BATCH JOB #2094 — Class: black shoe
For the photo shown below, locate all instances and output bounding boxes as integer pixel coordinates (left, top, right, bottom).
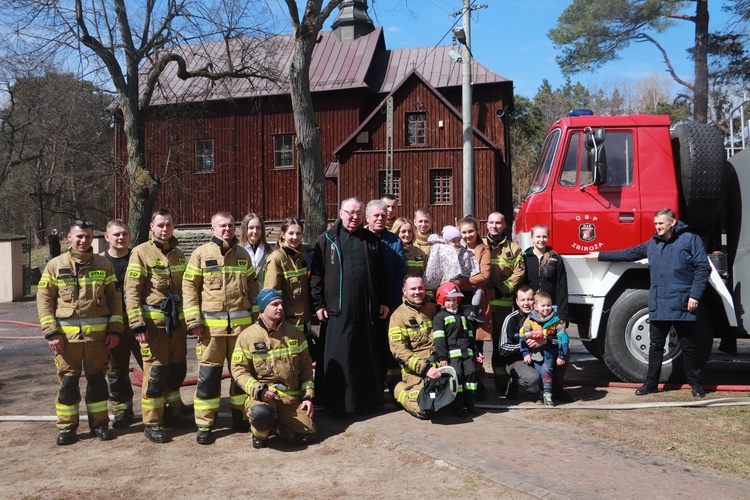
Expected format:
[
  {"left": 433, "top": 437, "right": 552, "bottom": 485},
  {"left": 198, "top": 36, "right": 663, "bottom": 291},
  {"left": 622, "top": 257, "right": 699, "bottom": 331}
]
[
  {"left": 112, "top": 410, "right": 134, "bottom": 429},
  {"left": 465, "top": 402, "right": 479, "bottom": 415},
  {"left": 292, "top": 432, "right": 312, "bottom": 446},
  {"left": 691, "top": 385, "right": 706, "bottom": 398},
  {"left": 415, "top": 409, "right": 434, "bottom": 420},
  {"left": 252, "top": 434, "right": 267, "bottom": 449},
  {"left": 553, "top": 390, "right": 575, "bottom": 403},
  {"left": 57, "top": 426, "right": 78, "bottom": 446},
  {"left": 196, "top": 427, "right": 213, "bottom": 445},
  {"left": 635, "top": 384, "right": 658, "bottom": 396},
  {"left": 505, "top": 378, "right": 518, "bottom": 400},
  {"left": 231, "top": 409, "right": 250, "bottom": 433},
  {"left": 467, "top": 306, "right": 488, "bottom": 324},
  {"left": 93, "top": 425, "right": 114, "bottom": 441},
  {"left": 144, "top": 424, "right": 170, "bottom": 443}
]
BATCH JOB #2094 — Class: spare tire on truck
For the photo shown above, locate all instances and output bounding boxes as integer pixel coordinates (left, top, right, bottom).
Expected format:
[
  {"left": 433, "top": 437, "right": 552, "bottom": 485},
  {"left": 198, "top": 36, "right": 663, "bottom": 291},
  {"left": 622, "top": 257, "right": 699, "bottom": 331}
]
[{"left": 671, "top": 124, "right": 725, "bottom": 229}]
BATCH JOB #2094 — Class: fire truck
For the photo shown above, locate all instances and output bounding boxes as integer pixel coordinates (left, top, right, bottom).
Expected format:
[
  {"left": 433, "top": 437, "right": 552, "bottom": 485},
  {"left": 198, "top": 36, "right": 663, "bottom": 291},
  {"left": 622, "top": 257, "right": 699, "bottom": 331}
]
[{"left": 513, "top": 112, "right": 750, "bottom": 382}]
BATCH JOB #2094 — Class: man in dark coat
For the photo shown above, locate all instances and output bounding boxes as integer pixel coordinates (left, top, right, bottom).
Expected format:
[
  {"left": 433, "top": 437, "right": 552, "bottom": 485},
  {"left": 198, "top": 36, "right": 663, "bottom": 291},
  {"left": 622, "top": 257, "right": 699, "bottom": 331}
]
[
  {"left": 590, "top": 208, "right": 711, "bottom": 398},
  {"left": 311, "top": 197, "right": 390, "bottom": 414}
]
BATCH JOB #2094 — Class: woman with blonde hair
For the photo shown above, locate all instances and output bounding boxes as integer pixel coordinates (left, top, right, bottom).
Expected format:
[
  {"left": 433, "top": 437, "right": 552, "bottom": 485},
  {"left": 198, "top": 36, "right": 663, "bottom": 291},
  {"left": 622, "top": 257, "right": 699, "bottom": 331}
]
[
  {"left": 240, "top": 212, "right": 272, "bottom": 283},
  {"left": 391, "top": 217, "right": 427, "bottom": 277}
]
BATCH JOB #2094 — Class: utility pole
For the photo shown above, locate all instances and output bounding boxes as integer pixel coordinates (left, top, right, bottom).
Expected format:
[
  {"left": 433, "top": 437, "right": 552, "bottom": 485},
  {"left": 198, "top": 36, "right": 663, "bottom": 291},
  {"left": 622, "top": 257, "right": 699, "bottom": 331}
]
[{"left": 452, "top": 2, "right": 487, "bottom": 217}]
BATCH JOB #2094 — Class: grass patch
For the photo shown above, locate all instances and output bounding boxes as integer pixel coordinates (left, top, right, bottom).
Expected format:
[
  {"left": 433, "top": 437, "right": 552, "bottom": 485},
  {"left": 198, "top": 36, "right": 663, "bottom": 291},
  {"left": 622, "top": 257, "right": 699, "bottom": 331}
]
[{"left": 547, "top": 400, "right": 750, "bottom": 479}]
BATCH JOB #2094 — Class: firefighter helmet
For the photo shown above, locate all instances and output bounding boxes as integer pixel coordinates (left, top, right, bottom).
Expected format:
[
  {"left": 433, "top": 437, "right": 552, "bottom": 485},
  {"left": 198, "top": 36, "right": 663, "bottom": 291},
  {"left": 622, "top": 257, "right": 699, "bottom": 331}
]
[{"left": 435, "top": 282, "right": 464, "bottom": 306}]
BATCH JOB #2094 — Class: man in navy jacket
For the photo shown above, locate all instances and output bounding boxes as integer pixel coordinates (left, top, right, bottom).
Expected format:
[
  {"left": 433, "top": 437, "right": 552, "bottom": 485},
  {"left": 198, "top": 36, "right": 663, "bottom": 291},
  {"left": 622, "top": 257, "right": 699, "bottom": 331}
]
[{"left": 589, "top": 208, "right": 711, "bottom": 397}]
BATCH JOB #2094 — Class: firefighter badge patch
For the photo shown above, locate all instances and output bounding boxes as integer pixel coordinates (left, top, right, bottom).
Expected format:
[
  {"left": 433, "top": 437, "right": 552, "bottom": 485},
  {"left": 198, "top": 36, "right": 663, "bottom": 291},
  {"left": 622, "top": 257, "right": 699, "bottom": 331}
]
[{"left": 579, "top": 223, "right": 596, "bottom": 242}]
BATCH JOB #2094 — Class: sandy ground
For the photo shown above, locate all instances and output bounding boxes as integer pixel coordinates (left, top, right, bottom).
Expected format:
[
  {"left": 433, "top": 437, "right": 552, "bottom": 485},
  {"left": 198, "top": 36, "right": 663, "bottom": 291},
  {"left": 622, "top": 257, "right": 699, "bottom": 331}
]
[{"left": 2, "top": 299, "right": 750, "bottom": 499}]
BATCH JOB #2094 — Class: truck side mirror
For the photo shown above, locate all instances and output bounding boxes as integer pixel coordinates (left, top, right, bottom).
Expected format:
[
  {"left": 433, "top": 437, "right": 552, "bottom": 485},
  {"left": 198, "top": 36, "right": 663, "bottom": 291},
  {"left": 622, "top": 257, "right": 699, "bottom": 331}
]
[{"left": 585, "top": 128, "right": 607, "bottom": 186}]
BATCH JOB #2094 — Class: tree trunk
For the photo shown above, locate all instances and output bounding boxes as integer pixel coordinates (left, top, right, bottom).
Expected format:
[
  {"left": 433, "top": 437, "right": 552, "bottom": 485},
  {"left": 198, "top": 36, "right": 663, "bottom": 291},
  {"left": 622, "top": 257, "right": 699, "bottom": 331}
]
[
  {"left": 288, "top": 31, "right": 327, "bottom": 243},
  {"left": 693, "top": 0, "right": 709, "bottom": 123},
  {"left": 120, "top": 96, "right": 161, "bottom": 244}
]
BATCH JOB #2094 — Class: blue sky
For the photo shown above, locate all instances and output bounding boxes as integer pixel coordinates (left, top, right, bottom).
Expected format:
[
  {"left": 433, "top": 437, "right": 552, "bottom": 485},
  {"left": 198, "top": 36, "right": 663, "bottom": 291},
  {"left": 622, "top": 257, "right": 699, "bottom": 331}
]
[{"left": 342, "top": 0, "right": 735, "bottom": 98}]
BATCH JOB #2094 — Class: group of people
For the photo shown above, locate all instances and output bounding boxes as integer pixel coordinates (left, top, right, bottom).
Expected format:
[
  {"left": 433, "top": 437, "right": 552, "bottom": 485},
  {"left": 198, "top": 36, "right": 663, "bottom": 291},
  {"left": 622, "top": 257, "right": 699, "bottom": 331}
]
[
  {"left": 37, "top": 199, "right": 711, "bottom": 446},
  {"left": 38, "top": 211, "right": 314, "bottom": 448}
]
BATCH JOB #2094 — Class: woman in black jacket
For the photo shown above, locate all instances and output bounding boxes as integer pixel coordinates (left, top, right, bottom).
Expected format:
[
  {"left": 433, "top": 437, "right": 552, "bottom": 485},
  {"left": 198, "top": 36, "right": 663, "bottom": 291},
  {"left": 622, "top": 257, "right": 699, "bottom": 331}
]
[{"left": 523, "top": 225, "right": 568, "bottom": 323}]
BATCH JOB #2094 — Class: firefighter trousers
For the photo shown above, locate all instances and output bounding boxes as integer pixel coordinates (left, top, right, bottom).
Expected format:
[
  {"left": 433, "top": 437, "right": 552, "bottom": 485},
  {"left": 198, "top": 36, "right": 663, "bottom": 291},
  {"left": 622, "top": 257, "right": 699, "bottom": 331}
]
[
  {"left": 393, "top": 372, "right": 426, "bottom": 418},
  {"left": 194, "top": 334, "right": 246, "bottom": 427},
  {"left": 139, "top": 325, "right": 187, "bottom": 425},
  {"left": 107, "top": 326, "right": 143, "bottom": 416},
  {"left": 54, "top": 340, "right": 109, "bottom": 429},
  {"left": 247, "top": 398, "right": 315, "bottom": 442}
]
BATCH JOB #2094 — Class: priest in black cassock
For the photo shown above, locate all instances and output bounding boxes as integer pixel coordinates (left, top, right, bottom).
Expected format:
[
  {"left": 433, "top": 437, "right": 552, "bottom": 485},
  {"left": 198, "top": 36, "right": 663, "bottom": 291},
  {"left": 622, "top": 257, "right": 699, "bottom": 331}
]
[{"left": 311, "top": 197, "right": 390, "bottom": 414}]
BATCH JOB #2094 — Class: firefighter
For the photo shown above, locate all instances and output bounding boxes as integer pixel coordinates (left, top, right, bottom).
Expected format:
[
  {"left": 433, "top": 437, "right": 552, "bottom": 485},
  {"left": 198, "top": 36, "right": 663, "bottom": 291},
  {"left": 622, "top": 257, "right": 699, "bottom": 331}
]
[
  {"left": 103, "top": 219, "right": 143, "bottom": 429},
  {"left": 388, "top": 275, "right": 441, "bottom": 419},
  {"left": 124, "top": 209, "right": 188, "bottom": 443},
  {"left": 37, "top": 219, "right": 123, "bottom": 445},
  {"left": 484, "top": 212, "right": 525, "bottom": 393},
  {"left": 183, "top": 211, "right": 260, "bottom": 445},
  {"left": 231, "top": 289, "right": 315, "bottom": 448}
]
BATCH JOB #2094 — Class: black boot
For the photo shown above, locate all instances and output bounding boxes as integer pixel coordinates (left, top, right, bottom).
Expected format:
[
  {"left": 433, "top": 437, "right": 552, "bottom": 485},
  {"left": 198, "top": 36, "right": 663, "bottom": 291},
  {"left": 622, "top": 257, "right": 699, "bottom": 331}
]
[
  {"left": 232, "top": 408, "right": 250, "bottom": 433},
  {"left": 467, "top": 305, "right": 487, "bottom": 324},
  {"left": 112, "top": 409, "right": 134, "bottom": 429},
  {"left": 144, "top": 424, "right": 170, "bottom": 443},
  {"left": 465, "top": 392, "right": 479, "bottom": 415},
  {"left": 56, "top": 426, "right": 78, "bottom": 446}
]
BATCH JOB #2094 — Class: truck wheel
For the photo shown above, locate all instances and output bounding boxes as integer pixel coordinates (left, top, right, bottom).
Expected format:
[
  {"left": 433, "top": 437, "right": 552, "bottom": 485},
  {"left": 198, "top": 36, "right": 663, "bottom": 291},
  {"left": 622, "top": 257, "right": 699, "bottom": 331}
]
[
  {"left": 581, "top": 339, "right": 603, "bottom": 360},
  {"left": 602, "top": 289, "right": 684, "bottom": 383},
  {"left": 671, "top": 124, "right": 725, "bottom": 229}
]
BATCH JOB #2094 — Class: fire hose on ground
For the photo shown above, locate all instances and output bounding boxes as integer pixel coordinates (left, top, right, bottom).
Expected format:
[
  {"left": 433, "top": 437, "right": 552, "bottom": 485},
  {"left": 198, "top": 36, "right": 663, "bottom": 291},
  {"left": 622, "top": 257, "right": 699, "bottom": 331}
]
[{"left": 2, "top": 319, "right": 750, "bottom": 418}]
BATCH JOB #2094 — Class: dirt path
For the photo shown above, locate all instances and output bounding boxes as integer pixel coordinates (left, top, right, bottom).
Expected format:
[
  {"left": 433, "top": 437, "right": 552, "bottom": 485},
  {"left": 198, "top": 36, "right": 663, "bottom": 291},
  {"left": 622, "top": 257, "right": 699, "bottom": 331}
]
[{"left": 2, "top": 300, "right": 750, "bottom": 498}]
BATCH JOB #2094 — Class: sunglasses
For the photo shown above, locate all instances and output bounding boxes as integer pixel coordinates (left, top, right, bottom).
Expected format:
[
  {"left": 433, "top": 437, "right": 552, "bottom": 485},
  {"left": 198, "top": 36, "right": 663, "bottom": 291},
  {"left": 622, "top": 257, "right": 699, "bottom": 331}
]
[{"left": 74, "top": 219, "right": 93, "bottom": 229}]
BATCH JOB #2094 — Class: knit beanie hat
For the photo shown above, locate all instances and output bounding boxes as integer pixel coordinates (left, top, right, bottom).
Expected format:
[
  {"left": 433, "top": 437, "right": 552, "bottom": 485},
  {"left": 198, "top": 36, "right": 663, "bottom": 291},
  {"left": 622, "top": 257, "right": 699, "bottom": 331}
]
[
  {"left": 256, "top": 288, "right": 282, "bottom": 312},
  {"left": 441, "top": 225, "right": 461, "bottom": 242}
]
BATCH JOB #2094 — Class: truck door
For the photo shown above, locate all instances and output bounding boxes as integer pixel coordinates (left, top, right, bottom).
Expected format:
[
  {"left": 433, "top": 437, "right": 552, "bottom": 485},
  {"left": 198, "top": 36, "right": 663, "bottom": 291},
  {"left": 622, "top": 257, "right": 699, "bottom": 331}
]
[{"left": 551, "top": 130, "right": 642, "bottom": 253}]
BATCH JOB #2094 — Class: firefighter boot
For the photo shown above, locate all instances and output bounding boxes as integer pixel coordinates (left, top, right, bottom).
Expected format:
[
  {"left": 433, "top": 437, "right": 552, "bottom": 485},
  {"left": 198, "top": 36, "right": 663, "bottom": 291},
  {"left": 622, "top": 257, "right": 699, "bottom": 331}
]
[
  {"left": 465, "top": 392, "right": 479, "bottom": 415},
  {"left": 92, "top": 424, "right": 115, "bottom": 441},
  {"left": 252, "top": 434, "right": 267, "bottom": 449},
  {"left": 57, "top": 426, "right": 78, "bottom": 446},
  {"left": 112, "top": 409, "right": 134, "bottom": 429},
  {"left": 196, "top": 426, "right": 213, "bottom": 445},
  {"left": 144, "top": 424, "right": 170, "bottom": 443}
]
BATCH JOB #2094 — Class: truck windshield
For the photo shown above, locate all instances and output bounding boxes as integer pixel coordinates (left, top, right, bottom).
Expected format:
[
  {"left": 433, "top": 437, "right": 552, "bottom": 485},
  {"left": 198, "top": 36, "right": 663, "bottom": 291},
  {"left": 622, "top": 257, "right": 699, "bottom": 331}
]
[{"left": 528, "top": 129, "right": 561, "bottom": 194}]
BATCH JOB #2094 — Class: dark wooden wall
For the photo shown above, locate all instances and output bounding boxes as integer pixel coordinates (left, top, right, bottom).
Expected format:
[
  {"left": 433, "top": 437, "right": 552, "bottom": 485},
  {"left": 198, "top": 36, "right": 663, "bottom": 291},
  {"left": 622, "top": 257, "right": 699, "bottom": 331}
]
[{"left": 113, "top": 80, "right": 510, "bottom": 229}]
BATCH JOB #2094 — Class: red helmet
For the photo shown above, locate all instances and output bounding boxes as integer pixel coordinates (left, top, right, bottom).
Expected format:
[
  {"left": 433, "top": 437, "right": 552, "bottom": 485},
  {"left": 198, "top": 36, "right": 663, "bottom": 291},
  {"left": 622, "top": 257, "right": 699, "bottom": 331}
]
[{"left": 435, "top": 282, "right": 464, "bottom": 306}]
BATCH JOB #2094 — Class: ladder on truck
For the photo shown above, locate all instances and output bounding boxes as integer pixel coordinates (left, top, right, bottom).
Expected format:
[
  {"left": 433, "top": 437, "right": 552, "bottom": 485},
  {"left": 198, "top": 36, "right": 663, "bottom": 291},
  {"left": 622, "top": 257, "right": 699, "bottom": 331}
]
[{"left": 728, "top": 93, "right": 749, "bottom": 157}]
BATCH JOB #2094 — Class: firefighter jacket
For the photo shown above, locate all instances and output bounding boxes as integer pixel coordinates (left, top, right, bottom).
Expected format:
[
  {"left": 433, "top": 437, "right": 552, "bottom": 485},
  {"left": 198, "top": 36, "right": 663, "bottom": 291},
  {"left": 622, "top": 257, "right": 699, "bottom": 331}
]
[
  {"left": 485, "top": 233, "right": 524, "bottom": 311},
  {"left": 403, "top": 243, "right": 427, "bottom": 277},
  {"left": 231, "top": 318, "right": 314, "bottom": 405},
  {"left": 413, "top": 230, "right": 432, "bottom": 256},
  {"left": 388, "top": 300, "right": 438, "bottom": 376},
  {"left": 183, "top": 236, "right": 260, "bottom": 334},
  {"left": 124, "top": 236, "right": 186, "bottom": 330},
  {"left": 433, "top": 308, "right": 476, "bottom": 362},
  {"left": 37, "top": 248, "right": 123, "bottom": 341},
  {"left": 263, "top": 243, "right": 311, "bottom": 331}
]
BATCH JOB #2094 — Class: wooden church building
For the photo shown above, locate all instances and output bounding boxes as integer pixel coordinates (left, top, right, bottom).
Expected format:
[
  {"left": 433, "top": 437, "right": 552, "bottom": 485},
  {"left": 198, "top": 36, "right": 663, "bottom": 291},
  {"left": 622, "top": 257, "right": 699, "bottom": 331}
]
[{"left": 112, "top": 0, "right": 514, "bottom": 229}]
